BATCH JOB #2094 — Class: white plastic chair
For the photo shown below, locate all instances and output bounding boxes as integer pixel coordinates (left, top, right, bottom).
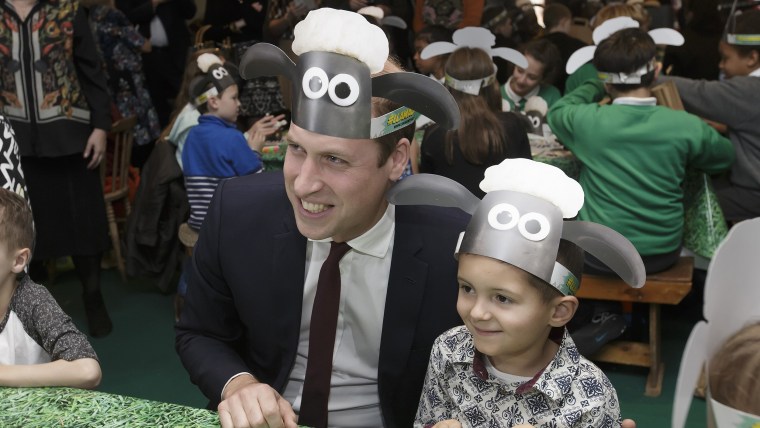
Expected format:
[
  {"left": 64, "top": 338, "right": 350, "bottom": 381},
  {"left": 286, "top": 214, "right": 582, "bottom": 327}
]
[{"left": 672, "top": 217, "right": 760, "bottom": 427}]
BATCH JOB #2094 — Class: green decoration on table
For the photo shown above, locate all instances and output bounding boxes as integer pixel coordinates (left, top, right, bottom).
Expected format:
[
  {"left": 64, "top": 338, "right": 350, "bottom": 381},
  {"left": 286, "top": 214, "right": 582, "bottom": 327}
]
[{"left": 682, "top": 171, "right": 728, "bottom": 259}]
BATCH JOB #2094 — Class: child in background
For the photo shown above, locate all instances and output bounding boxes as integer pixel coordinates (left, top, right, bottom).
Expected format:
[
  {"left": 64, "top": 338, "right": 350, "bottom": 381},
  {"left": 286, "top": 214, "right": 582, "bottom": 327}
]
[
  {"left": 501, "top": 39, "right": 562, "bottom": 113},
  {"left": 659, "top": 10, "right": 760, "bottom": 223},
  {"left": 548, "top": 27, "right": 734, "bottom": 354},
  {"left": 708, "top": 321, "right": 760, "bottom": 423},
  {"left": 182, "top": 53, "right": 285, "bottom": 231},
  {"left": 0, "top": 188, "right": 101, "bottom": 389},
  {"left": 564, "top": 3, "right": 650, "bottom": 94},
  {"left": 413, "top": 25, "right": 452, "bottom": 83},
  {"left": 398, "top": 158, "right": 646, "bottom": 427},
  {"left": 419, "top": 36, "right": 531, "bottom": 198}
]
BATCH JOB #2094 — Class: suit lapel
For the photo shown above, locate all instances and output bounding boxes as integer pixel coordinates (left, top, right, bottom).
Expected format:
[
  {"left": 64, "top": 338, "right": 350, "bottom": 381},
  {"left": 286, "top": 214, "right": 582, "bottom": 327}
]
[
  {"left": 272, "top": 210, "right": 307, "bottom": 353},
  {"left": 379, "top": 207, "right": 428, "bottom": 380}
]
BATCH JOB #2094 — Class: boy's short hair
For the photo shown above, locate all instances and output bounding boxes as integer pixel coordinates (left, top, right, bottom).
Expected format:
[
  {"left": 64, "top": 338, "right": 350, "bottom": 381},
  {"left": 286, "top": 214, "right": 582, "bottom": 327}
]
[
  {"left": 0, "top": 188, "right": 34, "bottom": 253},
  {"left": 731, "top": 10, "right": 760, "bottom": 58},
  {"left": 593, "top": 27, "right": 657, "bottom": 91},
  {"left": 543, "top": 3, "right": 572, "bottom": 31},
  {"left": 527, "top": 239, "right": 585, "bottom": 303}
]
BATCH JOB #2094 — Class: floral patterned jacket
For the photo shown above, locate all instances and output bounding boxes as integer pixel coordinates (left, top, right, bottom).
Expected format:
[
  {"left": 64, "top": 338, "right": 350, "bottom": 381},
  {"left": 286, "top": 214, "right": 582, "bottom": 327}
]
[
  {"left": 415, "top": 326, "right": 622, "bottom": 428},
  {"left": 0, "top": 0, "right": 111, "bottom": 157}
]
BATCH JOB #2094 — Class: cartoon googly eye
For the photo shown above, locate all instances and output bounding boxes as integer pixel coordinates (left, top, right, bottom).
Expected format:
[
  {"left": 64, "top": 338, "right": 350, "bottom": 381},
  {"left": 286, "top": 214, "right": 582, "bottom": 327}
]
[
  {"left": 302, "top": 67, "right": 329, "bottom": 100},
  {"left": 328, "top": 73, "right": 360, "bottom": 107},
  {"left": 487, "top": 203, "right": 520, "bottom": 231},
  {"left": 518, "top": 212, "right": 550, "bottom": 241},
  {"left": 212, "top": 67, "right": 229, "bottom": 80}
]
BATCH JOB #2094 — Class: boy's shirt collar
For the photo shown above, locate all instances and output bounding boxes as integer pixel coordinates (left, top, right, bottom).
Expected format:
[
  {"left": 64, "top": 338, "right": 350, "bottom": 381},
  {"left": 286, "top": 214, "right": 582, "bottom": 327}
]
[
  {"left": 611, "top": 97, "right": 657, "bottom": 106},
  {"left": 504, "top": 77, "right": 541, "bottom": 104},
  {"left": 449, "top": 326, "right": 578, "bottom": 404},
  {"left": 749, "top": 67, "right": 760, "bottom": 78}
]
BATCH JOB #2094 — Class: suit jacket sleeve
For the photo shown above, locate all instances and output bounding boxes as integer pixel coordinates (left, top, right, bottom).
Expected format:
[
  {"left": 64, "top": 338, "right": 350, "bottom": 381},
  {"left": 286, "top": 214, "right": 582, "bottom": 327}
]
[{"left": 175, "top": 179, "right": 255, "bottom": 400}]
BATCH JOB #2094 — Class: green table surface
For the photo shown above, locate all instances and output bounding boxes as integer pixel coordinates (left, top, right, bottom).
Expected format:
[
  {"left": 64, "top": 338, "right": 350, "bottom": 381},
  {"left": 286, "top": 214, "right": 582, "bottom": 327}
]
[
  {"left": 0, "top": 386, "right": 219, "bottom": 427},
  {"left": 0, "top": 387, "right": 315, "bottom": 428}
]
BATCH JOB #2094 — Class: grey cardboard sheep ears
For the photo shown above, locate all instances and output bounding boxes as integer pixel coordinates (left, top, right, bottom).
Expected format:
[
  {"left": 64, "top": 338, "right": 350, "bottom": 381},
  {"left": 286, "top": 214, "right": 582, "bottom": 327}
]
[
  {"left": 387, "top": 172, "right": 646, "bottom": 293},
  {"left": 238, "top": 13, "right": 460, "bottom": 139}
]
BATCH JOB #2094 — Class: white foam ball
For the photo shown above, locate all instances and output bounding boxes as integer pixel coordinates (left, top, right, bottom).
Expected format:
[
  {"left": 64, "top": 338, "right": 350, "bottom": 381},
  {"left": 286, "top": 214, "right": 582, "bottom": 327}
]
[
  {"left": 480, "top": 158, "right": 584, "bottom": 218},
  {"left": 292, "top": 8, "right": 389, "bottom": 74},
  {"left": 197, "top": 53, "right": 223, "bottom": 73}
]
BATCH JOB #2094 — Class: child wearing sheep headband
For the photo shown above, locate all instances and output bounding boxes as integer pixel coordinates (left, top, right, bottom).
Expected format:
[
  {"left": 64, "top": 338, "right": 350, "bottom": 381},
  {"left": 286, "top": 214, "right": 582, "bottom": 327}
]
[
  {"left": 239, "top": 8, "right": 460, "bottom": 140},
  {"left": 387, "top": 158, "right": 645, "bottom": 427}
]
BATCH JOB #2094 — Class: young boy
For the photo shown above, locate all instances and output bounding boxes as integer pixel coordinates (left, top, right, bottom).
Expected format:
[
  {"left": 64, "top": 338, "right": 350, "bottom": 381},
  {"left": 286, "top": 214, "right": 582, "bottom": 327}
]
[
  {"left": 0, "top": 188, "right": 101, "bottom": 389},
  {"left": 399, "top": 158, "right": 645, "bottom": 427},
  {"left": 548, "top": 27, "right": 735, "bottom": 275},
  {"left": 182, "top": 53, "right": 284, "bottom": 231},
  {"left": 659, "top": 10, "right": 760, "bottom": 223}
]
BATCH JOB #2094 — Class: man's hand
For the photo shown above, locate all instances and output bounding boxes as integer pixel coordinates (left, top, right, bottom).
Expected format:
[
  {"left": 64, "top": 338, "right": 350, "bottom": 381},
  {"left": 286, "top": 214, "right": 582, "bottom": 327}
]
[
  {"left": 218, "top": 377, "right": 297, "bottom": 428},
  {"left": 622, "top": 419, "right": 637, "bottom": 428},
  {"left": 83, "top": 128, "right": 107, "bottom": 169}
]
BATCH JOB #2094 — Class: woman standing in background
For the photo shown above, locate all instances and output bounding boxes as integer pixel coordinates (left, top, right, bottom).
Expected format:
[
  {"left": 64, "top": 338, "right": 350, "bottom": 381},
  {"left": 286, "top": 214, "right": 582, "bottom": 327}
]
[{"left": 1, "top": 0, "right": 114, "bottom": 337}]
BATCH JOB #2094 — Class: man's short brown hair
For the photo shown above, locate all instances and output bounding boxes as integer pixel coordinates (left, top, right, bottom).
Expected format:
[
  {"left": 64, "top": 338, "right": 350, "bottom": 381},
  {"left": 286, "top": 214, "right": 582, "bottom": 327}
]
[{"left": 371, "top": 57, "right": 416, "bottom": 166}]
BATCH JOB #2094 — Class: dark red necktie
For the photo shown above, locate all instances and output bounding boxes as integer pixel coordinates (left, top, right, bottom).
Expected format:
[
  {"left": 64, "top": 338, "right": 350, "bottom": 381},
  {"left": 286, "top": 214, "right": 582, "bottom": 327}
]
[{"left": 299, "top": 241, "right": 352, "bottom": 428}]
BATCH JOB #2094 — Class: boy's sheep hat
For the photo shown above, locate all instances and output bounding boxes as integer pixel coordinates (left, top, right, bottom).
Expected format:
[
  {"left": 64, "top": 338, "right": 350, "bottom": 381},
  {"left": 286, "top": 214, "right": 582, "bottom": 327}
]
[
  {"left": 239, "top": 8, "right": 460, "bottom": 139},
  {"left": 565, "top": 17, "right": 684, "bottom": 84},
  {"left": 387, "top": 158, "right": 646, "bottom": 295},
  {"left": 190, "top": 53, "right": 240, "bottom": 106}
]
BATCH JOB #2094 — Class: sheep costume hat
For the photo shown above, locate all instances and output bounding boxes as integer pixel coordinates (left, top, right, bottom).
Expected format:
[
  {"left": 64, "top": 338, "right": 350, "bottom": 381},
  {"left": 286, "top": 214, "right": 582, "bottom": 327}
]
[
  {"left": 387, "top": 159, "right": 646, "bottom": 295},
  {"left": 420, "top": 26, "right": 528, "bottom": 96},
  {"left": 565, "top": 17, "right": 684, "bottom": 84},
  {"left": 239, "top": 8, "right": 459, "bottom": 139},
  {"left": 190, "top": 53, "right": 241, "bottom": 107}
]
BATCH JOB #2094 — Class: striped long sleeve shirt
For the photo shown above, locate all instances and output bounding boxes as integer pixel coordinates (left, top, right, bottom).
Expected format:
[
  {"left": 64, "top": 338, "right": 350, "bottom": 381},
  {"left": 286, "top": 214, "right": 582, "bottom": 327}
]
[{"left": 182, "top": 115, "right": 262, "bottom": 230}]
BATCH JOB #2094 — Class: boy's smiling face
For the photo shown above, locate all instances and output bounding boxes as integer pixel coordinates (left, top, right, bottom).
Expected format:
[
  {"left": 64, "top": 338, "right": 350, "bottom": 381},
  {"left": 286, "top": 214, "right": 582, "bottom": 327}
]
[
  {"left": 456, "top": 253, "right": 557, "bottom": 376},
  {"left": 719, "top": 41, "right": 759, "bottom": 78}
]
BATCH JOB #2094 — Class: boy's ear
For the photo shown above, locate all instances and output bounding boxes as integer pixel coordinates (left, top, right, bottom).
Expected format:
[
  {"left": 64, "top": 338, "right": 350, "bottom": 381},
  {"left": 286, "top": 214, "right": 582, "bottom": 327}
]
[
  {"left": 12, "top": 248, "right": 30, "bottom": 274},
  {"left": 549, "top": 295, "right": 578, "bottom": 328},
  {"left": 206, "top": 96, "right": 220, "bottom": 111},
  {"left": 748, "top": 50, "right": 760, "bottom": 69}
]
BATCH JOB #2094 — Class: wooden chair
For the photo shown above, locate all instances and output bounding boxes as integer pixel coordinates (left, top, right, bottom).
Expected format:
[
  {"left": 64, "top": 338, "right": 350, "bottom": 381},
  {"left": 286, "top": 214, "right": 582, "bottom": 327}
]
[
  {"left": 576, "top": 256, "right": 694, "bottom": 397},
  {"left": 100, "top": 116, "right": 137, "bottom": 282}
]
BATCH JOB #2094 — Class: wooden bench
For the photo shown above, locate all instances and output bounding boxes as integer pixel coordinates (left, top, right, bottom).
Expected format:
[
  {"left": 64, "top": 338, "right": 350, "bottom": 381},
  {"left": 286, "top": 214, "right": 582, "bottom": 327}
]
[{"left": 575, "top": 256, "right": 694, "bottom": 397}]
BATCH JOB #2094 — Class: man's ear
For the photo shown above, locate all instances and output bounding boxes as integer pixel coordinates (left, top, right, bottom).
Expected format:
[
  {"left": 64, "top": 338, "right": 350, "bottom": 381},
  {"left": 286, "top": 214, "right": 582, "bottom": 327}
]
[
  {"left": 549, "top": 295, "right": 579, "bottom": 328},
  {"left": 12, "top": 248, "right": 30, "bottom": 274},
  {"left": 388, "top": 137, "right": 410, "bottom": 181}
]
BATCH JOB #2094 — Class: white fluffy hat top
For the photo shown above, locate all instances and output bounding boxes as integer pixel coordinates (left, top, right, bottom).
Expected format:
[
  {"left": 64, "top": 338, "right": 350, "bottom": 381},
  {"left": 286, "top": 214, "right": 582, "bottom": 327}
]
[{"left": 292, "top": 8, "right": 390, "bottom": 74}]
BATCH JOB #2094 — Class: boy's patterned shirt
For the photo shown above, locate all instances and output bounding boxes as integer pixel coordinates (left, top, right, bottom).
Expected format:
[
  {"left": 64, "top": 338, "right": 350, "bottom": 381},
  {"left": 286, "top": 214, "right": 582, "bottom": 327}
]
[{"left": 415, "top": 326, "right": 621, "bottom": 428}]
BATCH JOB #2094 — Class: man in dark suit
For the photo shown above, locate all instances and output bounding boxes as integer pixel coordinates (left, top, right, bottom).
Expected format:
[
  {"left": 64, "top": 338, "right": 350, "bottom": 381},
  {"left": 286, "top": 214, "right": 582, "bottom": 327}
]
[
  {"left": 175, "top": 8, "right": 467, "bottom": 428},
  {"left": 115, "top": 0, "right": 196, "bottom": 128}
]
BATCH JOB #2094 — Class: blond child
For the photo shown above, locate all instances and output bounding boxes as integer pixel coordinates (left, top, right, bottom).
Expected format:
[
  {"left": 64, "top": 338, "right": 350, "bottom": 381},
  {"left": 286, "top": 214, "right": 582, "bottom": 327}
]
[
  {"left": 387, "top": 158, "right": 646, "bottom": 427},
  {"left": 0, "top": 188, "right": 101, "bottom": 389}
]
